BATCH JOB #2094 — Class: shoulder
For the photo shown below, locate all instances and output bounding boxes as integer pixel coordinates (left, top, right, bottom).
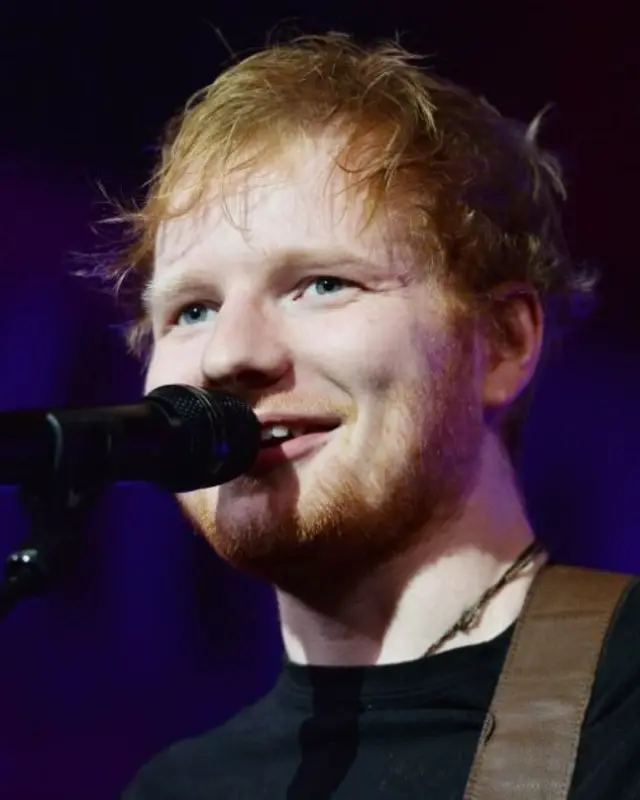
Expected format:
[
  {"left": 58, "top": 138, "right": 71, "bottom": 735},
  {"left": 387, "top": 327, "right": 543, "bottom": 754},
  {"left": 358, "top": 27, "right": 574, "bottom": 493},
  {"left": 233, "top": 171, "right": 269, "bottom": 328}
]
[
  {"left": 571, "top": 572, "right": 640, "bottom": 797},
  {"left": 588, "top": 571, "right": 640, "bottom": 713},
  {"left": 122, "top": 690, "right": 280, "bottom": 800}
]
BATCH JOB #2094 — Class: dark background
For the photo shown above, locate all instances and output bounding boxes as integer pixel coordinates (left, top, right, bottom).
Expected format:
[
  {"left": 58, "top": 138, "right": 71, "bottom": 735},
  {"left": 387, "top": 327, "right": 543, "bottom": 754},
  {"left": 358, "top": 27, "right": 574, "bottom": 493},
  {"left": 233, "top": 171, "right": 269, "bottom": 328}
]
[{"left": 0, "top": 1, "right": 638, "bottom": 797}]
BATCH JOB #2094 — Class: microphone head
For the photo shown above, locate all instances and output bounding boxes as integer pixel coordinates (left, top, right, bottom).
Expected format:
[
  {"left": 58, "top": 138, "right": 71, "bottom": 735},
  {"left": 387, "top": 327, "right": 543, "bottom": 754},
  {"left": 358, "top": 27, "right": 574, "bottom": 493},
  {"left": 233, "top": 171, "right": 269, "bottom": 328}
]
[{"left": 146, "top": 385, "right": 261, "bottom": 492}]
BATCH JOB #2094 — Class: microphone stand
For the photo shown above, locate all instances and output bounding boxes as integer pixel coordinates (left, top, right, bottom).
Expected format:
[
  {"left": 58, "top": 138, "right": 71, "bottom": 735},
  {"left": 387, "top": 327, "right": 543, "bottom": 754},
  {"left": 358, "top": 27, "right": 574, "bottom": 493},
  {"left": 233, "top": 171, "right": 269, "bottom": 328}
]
[{"left": 0, "top": 481, "right": 98, "bottom": 620}]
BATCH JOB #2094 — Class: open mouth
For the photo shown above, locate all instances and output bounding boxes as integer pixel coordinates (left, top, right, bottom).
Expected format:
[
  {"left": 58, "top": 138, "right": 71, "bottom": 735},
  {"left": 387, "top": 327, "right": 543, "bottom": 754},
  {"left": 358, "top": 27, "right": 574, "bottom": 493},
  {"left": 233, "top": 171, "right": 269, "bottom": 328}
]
[
  {"left": 259, "top": 422, "right": 340, "bottom": 448},
  {"left": 248, "top": 419, "right": 342, "bottom": 476}
]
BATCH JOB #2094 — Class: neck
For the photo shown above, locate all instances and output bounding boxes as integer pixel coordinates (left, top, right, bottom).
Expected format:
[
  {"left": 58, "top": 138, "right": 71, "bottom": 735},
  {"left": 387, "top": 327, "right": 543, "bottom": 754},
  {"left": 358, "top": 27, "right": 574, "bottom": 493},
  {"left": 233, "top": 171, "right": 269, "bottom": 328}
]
[{"left": 277, "top": 435, "right": 547, "bottom": 667}]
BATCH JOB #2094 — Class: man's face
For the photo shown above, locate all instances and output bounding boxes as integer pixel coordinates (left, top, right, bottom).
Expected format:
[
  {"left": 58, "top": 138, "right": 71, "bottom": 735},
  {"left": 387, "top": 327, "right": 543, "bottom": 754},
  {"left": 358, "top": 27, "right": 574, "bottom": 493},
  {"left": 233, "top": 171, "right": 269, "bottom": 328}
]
[{"left": 144, "top": 139, "right": 485, "bottom": 593}]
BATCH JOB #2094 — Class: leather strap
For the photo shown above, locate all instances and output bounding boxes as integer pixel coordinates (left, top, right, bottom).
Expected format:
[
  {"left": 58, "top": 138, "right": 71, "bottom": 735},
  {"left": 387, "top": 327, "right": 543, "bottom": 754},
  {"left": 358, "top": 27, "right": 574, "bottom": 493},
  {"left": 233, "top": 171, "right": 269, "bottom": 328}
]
[{"left": 463, "top": 564, "right": 634, "bottom": 800}]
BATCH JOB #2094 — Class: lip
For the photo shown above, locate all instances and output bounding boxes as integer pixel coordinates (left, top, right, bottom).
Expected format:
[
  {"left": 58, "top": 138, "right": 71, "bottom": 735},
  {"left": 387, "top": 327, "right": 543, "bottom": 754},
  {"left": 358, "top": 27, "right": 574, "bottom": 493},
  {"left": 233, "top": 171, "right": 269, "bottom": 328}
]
[
  {"left": 256, "top": 412, "right": 343, "bottom": 429},
  {"left": 247, "top": 428, "right": 340, "bottom": 477}
]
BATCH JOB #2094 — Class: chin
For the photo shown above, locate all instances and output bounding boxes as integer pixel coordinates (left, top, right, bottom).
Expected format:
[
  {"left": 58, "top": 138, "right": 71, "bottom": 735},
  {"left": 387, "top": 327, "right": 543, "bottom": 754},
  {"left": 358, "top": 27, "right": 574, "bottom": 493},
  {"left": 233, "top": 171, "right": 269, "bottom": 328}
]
[{"left": 177, "top": 391, "right": 482, "bottom": 592}]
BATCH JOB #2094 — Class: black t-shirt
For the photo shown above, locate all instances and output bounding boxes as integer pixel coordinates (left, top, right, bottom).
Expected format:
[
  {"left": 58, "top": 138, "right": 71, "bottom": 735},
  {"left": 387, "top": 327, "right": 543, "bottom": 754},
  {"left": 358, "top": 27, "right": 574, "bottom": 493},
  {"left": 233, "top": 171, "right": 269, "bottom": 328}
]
[{"left": 124, "top": 576, "right": 640, "bottom": 799}]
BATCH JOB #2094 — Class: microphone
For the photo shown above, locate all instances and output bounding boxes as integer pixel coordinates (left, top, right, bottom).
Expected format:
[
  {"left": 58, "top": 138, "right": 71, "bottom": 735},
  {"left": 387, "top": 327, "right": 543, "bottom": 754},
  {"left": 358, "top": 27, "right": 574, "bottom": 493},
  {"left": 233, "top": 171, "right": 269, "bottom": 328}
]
[{"left": 0, "top": 385, "right": 261, "bottom": 492}]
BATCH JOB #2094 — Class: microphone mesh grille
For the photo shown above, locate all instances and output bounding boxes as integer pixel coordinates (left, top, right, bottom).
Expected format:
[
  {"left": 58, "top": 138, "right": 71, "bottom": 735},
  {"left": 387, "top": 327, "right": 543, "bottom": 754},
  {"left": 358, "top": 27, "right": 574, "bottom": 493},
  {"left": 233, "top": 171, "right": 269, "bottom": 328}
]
[{"left": 146, "top": 385, "right": 260, "bottom": 490}]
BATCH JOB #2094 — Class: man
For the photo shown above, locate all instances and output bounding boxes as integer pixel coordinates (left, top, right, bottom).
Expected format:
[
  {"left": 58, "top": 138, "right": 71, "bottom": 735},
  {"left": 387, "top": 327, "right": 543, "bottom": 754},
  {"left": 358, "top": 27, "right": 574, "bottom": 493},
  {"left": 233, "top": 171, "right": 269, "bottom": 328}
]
[{"left": 120, "top": 33, "right": 640, "bottom": 799}]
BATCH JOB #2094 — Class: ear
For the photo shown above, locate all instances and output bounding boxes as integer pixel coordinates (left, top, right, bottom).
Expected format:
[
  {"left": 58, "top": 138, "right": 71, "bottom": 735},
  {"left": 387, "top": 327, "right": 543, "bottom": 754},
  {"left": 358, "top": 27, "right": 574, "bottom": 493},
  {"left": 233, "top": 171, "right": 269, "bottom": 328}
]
[{"left": 481, "top": 284, "right": 544, "bottom": 410}]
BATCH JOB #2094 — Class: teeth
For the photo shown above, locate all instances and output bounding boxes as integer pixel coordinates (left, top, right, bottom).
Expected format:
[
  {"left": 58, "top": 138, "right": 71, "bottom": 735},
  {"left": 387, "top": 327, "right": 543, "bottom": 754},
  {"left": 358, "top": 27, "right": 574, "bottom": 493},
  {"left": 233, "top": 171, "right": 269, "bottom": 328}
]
[
  {"left": 261, "top": 424, "right": 302, "bottom": 441},
  {"left": 260, "top": 421, "right": 338, "bottom": 442}
]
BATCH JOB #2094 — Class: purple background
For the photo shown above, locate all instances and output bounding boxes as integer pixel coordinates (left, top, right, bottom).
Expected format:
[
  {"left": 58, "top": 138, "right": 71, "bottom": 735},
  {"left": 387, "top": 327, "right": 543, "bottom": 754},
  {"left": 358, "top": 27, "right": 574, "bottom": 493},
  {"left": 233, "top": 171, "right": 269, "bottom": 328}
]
[{"left": 0, "top": 2, "right": 638, "bottom": 797}]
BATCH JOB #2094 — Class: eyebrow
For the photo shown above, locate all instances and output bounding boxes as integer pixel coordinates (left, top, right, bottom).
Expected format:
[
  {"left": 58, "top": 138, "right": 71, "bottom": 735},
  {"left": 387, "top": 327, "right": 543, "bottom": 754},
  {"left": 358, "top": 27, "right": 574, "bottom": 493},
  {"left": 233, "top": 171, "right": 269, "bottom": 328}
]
[
  {"left": 142, "top": 273, "right": 211, "bottom": 315},
  {"left": 143, "top": 248, "right": 387, "bottom": 313}
]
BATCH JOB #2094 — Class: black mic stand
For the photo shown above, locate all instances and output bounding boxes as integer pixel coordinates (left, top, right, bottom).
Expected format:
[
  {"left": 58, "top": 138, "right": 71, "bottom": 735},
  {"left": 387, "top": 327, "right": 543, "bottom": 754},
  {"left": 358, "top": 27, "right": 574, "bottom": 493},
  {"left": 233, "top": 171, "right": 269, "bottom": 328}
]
[{"left": 0, "top": 480, "right": 98, "bottom": 620}]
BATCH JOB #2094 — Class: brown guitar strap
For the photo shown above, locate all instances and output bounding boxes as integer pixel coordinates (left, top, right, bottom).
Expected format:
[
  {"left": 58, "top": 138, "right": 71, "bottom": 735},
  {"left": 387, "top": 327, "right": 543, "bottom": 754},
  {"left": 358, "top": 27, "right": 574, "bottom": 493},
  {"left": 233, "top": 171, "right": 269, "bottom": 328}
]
[{"left": 463, "top": 564, "right": 634, "bottom": 799}]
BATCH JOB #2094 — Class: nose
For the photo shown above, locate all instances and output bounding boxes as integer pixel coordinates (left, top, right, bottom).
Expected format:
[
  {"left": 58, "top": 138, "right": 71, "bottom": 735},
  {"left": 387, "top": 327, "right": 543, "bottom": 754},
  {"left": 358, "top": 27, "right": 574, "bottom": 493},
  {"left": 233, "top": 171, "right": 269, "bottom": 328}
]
[{"left": 200, "top": 295, "right": 292, "bottom": 393}]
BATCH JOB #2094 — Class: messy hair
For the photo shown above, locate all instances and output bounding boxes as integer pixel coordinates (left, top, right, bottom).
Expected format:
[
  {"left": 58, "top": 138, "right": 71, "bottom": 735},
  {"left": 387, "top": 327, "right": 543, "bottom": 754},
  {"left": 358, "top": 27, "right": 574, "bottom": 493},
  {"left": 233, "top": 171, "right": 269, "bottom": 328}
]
[{"left": 101, "top": 32, "right": 595, "bottom": 454}]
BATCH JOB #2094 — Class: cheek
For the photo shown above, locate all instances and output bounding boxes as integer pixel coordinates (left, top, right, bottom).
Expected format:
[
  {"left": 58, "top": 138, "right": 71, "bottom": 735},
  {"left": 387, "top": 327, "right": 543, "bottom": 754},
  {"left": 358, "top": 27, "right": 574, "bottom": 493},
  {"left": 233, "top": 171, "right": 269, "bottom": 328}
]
[
  {"left": 144, "top": 338, "right": 205, "bottom": 392},
  {"left": 300, "top": 311, "right": 413, "bottom": 389},
  {"left": 332, "top": 322, "right": 457, "bottom": 441},
  {"left": 303, "top": 320, "right": 434, "bottom": 451},
  {"left": 326, "top": 328, "right": 435, "bottom": 398}
]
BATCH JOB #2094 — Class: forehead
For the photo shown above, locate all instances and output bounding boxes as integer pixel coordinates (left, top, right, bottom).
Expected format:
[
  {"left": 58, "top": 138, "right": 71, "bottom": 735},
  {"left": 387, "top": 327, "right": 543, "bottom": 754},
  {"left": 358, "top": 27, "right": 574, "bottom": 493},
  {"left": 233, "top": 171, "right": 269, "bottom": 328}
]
[{"left": 153, "top": 138, "right": 399, "bottom": 276}]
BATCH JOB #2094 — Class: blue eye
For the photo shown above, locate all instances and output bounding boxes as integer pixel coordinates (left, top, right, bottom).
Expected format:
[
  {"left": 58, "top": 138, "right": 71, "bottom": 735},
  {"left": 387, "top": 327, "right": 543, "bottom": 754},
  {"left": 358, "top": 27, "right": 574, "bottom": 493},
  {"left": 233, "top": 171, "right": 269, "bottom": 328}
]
[
  {"left": 175, "top": 303, "right": 216, "bottom": 326},
  {"left": 303, "top": 277, "right": 352, "bottom": 297},
  {"left": 312, "top": 277, "right": 346, "bottom": 294}
]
